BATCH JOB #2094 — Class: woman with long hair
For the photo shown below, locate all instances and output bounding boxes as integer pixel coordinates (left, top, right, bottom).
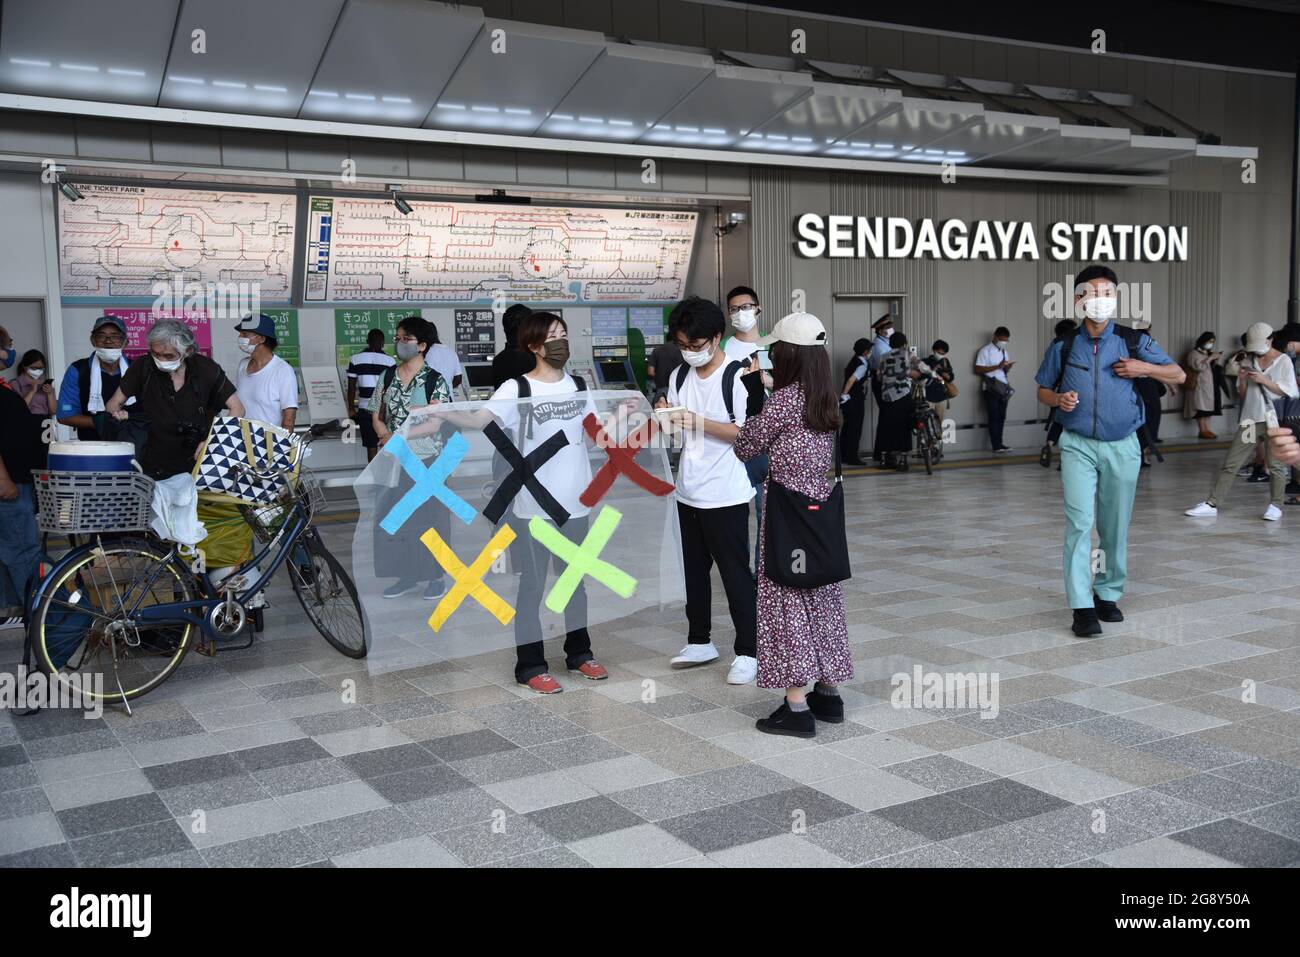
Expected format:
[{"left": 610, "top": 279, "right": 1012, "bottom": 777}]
[{"left": 734, "top": 313, "right": 853, "bottom": 738}]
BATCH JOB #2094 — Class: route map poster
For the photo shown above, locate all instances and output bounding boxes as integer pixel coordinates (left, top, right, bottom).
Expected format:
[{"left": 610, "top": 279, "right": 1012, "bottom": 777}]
[
  {"left": 303, "top": 196, "right": 697, "bottom": 306},
  {"left": 58, "top": 183, "right": 296, "bottom": 301}
]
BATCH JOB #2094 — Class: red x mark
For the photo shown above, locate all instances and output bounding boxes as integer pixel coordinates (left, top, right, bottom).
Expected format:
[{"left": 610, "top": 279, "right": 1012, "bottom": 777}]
[{"left": 579, "top": 413, "right": 675, "bottom": 507}]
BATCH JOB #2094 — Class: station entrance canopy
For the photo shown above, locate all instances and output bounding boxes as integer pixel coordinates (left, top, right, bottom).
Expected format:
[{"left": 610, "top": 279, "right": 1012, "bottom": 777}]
[{"left": 0, "top": 0, "right": 1256, "bottom": 184}]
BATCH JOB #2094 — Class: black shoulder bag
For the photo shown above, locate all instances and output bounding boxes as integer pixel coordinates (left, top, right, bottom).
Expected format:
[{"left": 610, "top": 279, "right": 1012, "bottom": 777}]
[{"left": 761, "top": 430, "right": 851, "bottom": 589}]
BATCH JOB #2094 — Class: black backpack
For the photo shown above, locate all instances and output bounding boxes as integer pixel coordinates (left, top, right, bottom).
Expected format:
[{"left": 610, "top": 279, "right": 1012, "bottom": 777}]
[
  {"left": 674, "top": 360, "right": 745, "bottom": 423},
  {"left": 1045, "top": 324, "right": 1162, "bottom": 462}
]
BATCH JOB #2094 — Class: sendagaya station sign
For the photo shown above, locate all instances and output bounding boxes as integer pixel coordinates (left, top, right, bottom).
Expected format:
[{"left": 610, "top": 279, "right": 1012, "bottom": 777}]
[{"left": 794, "top": 215, "right": 1188, "bottom": 262}]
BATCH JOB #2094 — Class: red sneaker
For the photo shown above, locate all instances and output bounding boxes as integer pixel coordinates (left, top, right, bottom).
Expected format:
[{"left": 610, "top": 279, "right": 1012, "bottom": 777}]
[
  {"left": 521, "top": 673, "right": 562, "bottom": 694},
  {"left": 569, "top": 661, "right": 608, "bottom": 681}
]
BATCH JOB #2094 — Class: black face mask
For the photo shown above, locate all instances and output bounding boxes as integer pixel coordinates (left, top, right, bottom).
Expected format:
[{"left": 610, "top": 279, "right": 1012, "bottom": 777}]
[{"left": 542, "top": 338, "right": 570, "bottom": 369}]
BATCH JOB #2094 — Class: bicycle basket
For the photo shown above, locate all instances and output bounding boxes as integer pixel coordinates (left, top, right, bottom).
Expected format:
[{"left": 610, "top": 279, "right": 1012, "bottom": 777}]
[
  {"left": 240, "top": 468, "right": 324, "bottom": 543},
  {"left": 33, "top": 470, "right": 155, "bottom": 535}
]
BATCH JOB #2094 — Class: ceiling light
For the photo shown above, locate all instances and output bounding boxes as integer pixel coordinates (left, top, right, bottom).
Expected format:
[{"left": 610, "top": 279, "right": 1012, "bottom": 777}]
[
  {"left": 107, "top": 67, "right": 146, "bottom": 77},
  {"left": 169, "top": 75, "right": 203, "bottom": 85},
  {"left": 9, "top": 58, "right": 51, "bottom": 68},
  {"left": 255, "top": 84, "right": 288, "bottom": 93},
  {"left": 59, "top": 63, "right": 98, "bottom": 72}
]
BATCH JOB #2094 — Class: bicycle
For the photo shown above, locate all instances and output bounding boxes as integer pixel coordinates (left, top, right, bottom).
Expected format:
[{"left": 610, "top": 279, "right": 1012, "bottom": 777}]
[
  {"left": 911, "top": 379, "right": 943, "bottom": 476},
  {"left": 26, "top": 449, "right": 367, "bottom": 711}
]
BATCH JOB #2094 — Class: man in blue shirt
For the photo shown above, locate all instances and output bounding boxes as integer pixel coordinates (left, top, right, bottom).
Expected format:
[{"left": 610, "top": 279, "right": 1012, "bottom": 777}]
[
  {"left": 1035, "top": 265, "right": 1185, "bottom": 637},
  {"left": 57, "top": 315, "right": 131, "bottom": 441}
]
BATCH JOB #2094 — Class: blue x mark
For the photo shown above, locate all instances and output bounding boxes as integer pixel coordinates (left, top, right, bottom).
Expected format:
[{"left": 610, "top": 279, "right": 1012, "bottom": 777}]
[{"left": 380, "top": 431, "right": 476, "bottom": 534}]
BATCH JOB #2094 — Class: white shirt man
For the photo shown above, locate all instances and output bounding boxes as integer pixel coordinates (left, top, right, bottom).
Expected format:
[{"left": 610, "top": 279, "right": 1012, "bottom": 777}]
[
  {"left": 658, "top": 297, "right": 757, "bottom": 686},
  {"left": 425, "top": 341, "right": 463, "bottom": 393},
  {"left": 234, "top": 315, "right": 298, "bottom": 430}
]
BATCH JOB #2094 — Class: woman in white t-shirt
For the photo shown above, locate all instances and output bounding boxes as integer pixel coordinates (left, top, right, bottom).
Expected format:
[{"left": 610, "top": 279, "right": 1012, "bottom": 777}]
[{"left": 488, "top": 312, "right": 609, "bottom": 694}]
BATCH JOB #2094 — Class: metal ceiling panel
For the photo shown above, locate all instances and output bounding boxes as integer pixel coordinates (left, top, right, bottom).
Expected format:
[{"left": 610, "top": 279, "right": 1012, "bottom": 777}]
[
  {"left": 642, "top": 63, "right": 814, "bottom": 150},
  {"left": 301, "top": 0, "right": 483, "bottom": 126},
  {"left": 425, "top": 19, "right": 605, "bottom": 135},
  {"left": 158, "top": 0, "right": 345, "bottom": 116},
  {"left": 749, "top": 81, "right": 901, "bottom": 156},
  {"left": 540, "top": 43, "right": 714, "bottom": 143},
  {"left": 0, "top": 0, "right": 178, "bottom": 105}
]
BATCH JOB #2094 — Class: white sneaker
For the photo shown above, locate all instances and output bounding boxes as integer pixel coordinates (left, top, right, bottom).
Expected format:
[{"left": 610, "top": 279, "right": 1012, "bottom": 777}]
[
  {"left": 1263, "top": 504, "right": 1283, "bottom": 521},
  {"left": 1237, "top": 466, "right": 1254, "bottom": 477},
  {"left": 670, "top": 642, "right": 719, "bottom": 669},
  {"left": 727, "top": 655, "right": 758, "bottom": 685},
  {"left": 1185, "top": 502, "right": 1218, "bottom": 518}
]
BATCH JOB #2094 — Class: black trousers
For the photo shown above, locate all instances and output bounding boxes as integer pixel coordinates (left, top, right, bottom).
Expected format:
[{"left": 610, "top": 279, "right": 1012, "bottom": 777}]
[
  {"left": 870, "top": 377, "right": 884, "bottom": 460},
  {"left": 983, "top": 390, "right": 1009, "bottom": 449},
  {"left": 840, "top": 395, "right": 866, "bottom": 463},
  {"left": 677, "top": 502, "right": 757, "bottom": 658},
  {"left": 514, "top": 514, "right": 592, "bottom": 682}
]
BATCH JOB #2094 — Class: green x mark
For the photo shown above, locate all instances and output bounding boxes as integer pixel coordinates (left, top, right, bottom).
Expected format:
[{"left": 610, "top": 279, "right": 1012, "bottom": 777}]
[{"left": 528, "top": 506, "right": 637, "bottom": 614}]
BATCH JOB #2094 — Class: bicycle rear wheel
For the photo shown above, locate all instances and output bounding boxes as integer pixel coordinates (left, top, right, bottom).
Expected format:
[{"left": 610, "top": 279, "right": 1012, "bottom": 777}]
[
  {"left": 31, "top": 538, "right": 196, "bottom": 704},
  {"left": 287, "top": 529, "right": 368, "bottom": 659}
]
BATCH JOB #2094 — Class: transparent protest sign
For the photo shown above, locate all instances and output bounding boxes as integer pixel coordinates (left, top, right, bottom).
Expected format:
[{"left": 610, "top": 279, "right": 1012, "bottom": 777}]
[{"left": 350, "top": 389, "right": 685, "bottom": 674}]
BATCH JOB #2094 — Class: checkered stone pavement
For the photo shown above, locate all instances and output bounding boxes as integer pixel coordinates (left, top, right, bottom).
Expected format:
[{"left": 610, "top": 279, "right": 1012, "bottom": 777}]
[{"left": 1, "top": 449, "right": 1297, "bottom": 868}]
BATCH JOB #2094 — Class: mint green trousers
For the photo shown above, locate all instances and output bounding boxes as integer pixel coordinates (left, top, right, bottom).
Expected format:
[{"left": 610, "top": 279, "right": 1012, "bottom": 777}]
[{"left": 1059, "top": 429, "right": 1141, "bottom": 610}]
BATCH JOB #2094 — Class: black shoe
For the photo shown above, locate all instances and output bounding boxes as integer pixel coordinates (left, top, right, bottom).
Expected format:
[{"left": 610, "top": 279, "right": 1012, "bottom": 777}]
[
  {"left": 806, "top": 689, "right": 845, "bottom": 724},
  {"left": 845, "top": 459, "right": 867, "bottom": 467},
  {"left": 755, "top": 702, "right": 816, "bottom": 738},
  {"left": 1093, "top": 593, "right": 1123, "bottom": 623},
  {"left": 1286, "top": 481, "right": 1300, "bottom": 495},
  {"left": 1247, "top": 470, "right": 1270, "bottom": 483},
  {"left": 1140, "top": 460, "right": 1152, "bottom": 469},
  {"left": 1071, "top": 608, "right": 1103, "bottom": 637}
]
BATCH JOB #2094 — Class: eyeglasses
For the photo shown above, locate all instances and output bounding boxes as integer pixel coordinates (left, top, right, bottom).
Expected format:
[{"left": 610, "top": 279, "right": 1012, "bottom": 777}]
[
  {"left": 728, "top": 303, "right": 760, "bottom": 315},
  {"left": 393, "top": 335, "right": 418, "bottom": 343}
]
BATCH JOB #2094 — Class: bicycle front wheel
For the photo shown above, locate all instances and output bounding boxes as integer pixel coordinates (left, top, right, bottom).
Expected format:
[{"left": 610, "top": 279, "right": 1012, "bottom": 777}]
[
  {"left": 31, "top": 538, "right": 197, "bottom": 704},
  {"left": 287, "top": 530, "right": 368, "bottom": 659}
]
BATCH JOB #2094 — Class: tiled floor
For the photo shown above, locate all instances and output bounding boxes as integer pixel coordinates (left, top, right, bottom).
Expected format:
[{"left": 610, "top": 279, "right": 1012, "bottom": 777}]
[{"left": 2, "top": 448, "right": 1298, "bottom": 868}]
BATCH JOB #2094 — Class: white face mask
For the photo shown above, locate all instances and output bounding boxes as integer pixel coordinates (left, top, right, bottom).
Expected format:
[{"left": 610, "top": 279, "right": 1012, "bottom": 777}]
[
  {"left": 880, "top": 327, "right": 894, "bottom": 339},
  {"left": 154, "top": 355, "right": 183, "bottom": 373},
  {"left": 731, "top": 308, "right": 758, "bottom": 333},
  {"left": 1083, "top": 296, "right": 1118, "bottom": 321},
  {"left": 237, "top": 337, "right": 256, "bottom": 355},
  {"left": 681, "top": 344, "right": 713, "bottom": 368},
  {"left": 27, "top": 367, "right": 45, "bottom": 380},
  {"left": 95, "top": 347, "right": 123, "bottom": 364},
  {"left": 996, "top": 340, "right": 1010, "bottom": 351},
  {"left": 1203, "top": 341, "right": 1216, "bottom": 352}
]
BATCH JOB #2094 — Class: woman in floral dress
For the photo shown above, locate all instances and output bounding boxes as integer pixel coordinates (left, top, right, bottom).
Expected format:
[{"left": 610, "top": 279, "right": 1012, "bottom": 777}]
[{"left": 734, "top": 312, "right": 853, "bottom": 738}]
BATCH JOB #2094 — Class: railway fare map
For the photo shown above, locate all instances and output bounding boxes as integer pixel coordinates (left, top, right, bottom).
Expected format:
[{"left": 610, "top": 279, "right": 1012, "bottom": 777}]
[
  {"left": 58, "top": 184, "right": 297, "bottom": 300},
  {"left": 304, "top": 196, "right": 697, "bottom": 305}
]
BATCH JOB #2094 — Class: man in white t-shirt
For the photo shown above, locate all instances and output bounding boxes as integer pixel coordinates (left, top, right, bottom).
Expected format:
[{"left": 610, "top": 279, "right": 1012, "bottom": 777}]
[
  {"left": 1187, "top": 322, "right": 1299, "bottom": 521},
  {"left": 234, "top": 314, "right": 298, "bottom": 430},
  {"left": 658, "top": 296, "right": 758, "bottom": 684},
  {"left": 974, "top": 326, "right": 1015, "bottom": 452},
  {"left": 421, "top": 323, "right": 463, "bottom": 394}
]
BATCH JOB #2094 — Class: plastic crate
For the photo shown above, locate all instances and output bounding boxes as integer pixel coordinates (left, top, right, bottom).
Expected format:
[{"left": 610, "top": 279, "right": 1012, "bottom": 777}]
[{"left": 33, "top": 470, "right": 155, "bottom": 535}]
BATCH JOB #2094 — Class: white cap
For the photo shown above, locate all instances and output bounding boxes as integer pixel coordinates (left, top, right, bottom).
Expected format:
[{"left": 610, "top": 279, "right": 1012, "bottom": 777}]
[
  {"left": 758, "top": 311, "right": 828, "bottom": 347},
  {"left": 1245, "top": 321, "right": 1273, "bottom": 354}
]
